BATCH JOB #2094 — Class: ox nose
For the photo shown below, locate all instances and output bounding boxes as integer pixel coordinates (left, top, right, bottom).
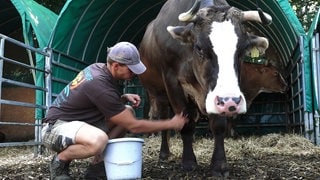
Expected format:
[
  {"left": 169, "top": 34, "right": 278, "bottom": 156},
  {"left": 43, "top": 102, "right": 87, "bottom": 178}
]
[{"left": 216, "top": 96, "right": 242, "bottom": 116}]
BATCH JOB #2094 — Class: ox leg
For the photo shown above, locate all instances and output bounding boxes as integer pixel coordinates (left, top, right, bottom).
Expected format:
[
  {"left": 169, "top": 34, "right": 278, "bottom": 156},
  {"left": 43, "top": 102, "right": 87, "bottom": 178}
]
[
  {"left": 181, "top": 118, "right": 197, "bottom": 171},
  {"left": 159, "top": 105, "right": 174, "bottom": 160},
  {"left": 209, "top": 116, "right": 229, "bottom": 177},
  {"left": 149, "top": 97, "right": 172, "bottom": 160},
  {"left": 160, "top": 130, "right": 170, "bottom": 160}
]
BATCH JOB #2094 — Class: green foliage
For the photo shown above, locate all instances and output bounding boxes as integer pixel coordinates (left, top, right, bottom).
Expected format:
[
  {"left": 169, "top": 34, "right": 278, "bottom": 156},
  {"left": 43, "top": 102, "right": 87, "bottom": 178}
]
[
  {"left": 3, "top": 67, "right": 33, "bottom": 86},
  {"left": 289, "top": 0, "right": 320, "bottom": 30}
]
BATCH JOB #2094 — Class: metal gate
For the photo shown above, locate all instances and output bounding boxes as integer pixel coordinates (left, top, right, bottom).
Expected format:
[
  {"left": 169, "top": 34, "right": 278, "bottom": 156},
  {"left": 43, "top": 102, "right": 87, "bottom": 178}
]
[{"left": 0, "top": 33, "right": 50, "bottom": 154}]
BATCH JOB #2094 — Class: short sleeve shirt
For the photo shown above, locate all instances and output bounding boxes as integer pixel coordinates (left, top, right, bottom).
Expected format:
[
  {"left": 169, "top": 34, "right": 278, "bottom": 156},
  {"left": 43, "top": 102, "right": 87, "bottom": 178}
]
[{"left": 44, "top": 63, "right": 126, "bottom": 126}]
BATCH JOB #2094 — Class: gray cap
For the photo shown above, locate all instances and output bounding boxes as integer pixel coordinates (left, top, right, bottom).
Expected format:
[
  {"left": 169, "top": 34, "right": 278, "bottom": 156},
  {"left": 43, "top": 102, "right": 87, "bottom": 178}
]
[{"left": 107, "top": 42, "right": 146, "bottom": 74}]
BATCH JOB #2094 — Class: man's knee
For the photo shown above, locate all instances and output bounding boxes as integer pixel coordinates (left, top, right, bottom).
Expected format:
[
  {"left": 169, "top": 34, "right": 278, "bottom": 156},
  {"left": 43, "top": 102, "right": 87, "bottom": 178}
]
[
  {"left": 92, "top": 131, "right": 108, "bottom": 154},
  {"left": 77, "top": 124, "right": 108, "bottom": 154}
]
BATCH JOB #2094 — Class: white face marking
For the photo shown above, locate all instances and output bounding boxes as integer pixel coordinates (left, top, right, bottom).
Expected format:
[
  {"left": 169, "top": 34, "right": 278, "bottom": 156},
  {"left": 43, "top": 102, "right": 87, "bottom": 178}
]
[{"left": 205, "top": 20, "right": 246, "bottom": 114}]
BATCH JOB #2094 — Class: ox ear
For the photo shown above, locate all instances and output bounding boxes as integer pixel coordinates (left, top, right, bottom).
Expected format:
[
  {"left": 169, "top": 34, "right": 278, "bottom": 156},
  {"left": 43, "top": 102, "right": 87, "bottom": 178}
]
[
  {"left": 167, "top": 23, "right": 195, "bottom": 44},
  {"left": 248, "top": 34, "right": 269, "bottom": 55}
]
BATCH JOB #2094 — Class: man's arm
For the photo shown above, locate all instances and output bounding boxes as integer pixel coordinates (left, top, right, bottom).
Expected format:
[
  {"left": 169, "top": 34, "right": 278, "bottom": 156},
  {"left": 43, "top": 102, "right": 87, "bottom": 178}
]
[{"left": 109, "top": 108, "right": 187, "bottom": 134}]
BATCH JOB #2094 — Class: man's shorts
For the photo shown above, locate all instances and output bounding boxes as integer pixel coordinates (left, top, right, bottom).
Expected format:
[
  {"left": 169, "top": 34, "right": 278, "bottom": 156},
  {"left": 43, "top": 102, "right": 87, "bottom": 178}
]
[{"left": 41, "top": 120, "right": 86, "bottom": 152}]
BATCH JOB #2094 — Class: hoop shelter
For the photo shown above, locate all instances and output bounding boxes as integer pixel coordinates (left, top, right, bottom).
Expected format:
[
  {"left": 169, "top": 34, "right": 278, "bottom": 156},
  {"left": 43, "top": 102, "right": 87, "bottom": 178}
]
[{"left": 2, "top": 0, "right": 318, "bottom": 143}]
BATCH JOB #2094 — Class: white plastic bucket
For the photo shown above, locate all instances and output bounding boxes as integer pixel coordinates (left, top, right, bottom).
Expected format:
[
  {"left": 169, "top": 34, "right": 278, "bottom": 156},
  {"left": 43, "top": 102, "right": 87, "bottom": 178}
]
[{"left": 104, "top": 137, "right": 144, "bottom": 180}]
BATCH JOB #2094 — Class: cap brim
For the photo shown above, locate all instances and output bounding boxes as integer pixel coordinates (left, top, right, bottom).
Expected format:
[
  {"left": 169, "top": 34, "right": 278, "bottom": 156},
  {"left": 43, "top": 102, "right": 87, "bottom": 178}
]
[{"left": 127, "top": 61, "right": 146, "bottom": 75}]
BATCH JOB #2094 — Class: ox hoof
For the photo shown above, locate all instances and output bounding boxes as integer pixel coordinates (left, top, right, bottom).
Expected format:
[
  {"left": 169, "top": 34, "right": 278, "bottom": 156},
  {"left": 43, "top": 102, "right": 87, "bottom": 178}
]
[
  {"left": 182, "top": 160, "right": 197, "bottom": 171},
  {"left": 159, "top": 152, "right": 170, "bottom": 160},
  {"left": 212, "top": 170, "right": 229, "bottom": 177},
  {"left": 211, "top": 161, "right": 229, "bottom": 177}
]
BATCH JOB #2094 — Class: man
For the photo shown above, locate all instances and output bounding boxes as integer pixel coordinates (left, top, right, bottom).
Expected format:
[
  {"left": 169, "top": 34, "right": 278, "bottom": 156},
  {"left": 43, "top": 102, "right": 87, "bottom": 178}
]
[{"left": 41, "top": 42, "right": 188, "bottom": 179}]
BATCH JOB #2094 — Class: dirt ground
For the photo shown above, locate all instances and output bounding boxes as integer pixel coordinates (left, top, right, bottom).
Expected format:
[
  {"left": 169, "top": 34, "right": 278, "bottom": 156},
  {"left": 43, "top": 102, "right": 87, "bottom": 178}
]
[{"left": 1, "top": 133, "right": 320, "bottom": 179}]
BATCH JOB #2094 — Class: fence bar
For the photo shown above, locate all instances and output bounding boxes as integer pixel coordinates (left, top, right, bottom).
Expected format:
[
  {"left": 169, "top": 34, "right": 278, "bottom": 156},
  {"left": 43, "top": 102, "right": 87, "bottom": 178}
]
[
  {"left": 45, "top": 48, "right": 52, "bottom": 111},
  {"left": 0, "top": 121, "right": 42, "bottom": 126},
  {"left": 0, "top": 141, "right": 42, "bottom": 147},
  {"left": 0, "top": 37, "right": 4, "bottom": 115},
  {"left": 52, "top": 48, "right": 90, "bottom": 66},
  {"left": 0, "top": 55, "right": 46, "bottom": 73},
  {"left": 1, "top": 78, "right": 47, "bottom": 91},
  {"left": 0, "top": 99, "right": 46, "bottom": 109},
  {"left": 311, "top": 32, "right": 320, "bottom": 145},
  {"left": 0, "top": 34, "right": 48, "bottom": 56}
]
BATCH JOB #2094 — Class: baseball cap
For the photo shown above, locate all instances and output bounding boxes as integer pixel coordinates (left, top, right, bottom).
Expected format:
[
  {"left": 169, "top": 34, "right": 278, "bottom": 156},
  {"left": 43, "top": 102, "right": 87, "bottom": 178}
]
[{"left": 107, "top": 42, "right": 146, "bottom": 74}]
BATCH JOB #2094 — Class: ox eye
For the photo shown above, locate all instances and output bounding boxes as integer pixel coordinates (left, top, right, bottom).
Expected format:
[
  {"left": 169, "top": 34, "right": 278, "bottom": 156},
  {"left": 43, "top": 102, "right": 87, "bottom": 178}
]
[
  {"left": 195, "top": 44, "right": 201, "bottom": 51},
  {"left": 194, "top": 44, "right": 204, "bottom": 57}
]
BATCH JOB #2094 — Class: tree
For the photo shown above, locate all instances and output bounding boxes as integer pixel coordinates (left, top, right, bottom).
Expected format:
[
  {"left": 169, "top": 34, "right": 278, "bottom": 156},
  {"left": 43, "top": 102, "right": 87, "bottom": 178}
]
[{"left": 290, "top": 0, "right": 320, "bottom": 30}]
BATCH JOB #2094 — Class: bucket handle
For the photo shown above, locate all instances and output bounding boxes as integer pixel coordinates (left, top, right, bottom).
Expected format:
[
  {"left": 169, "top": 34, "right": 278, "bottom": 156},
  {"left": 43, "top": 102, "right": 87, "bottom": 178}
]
[{"left": 106, "top": 159, "right": 139, "bottom": 165}]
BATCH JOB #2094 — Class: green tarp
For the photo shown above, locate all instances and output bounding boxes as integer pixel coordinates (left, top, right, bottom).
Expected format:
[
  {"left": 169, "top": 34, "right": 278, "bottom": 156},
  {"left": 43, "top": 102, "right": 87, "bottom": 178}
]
[
  {"left": 47, "top": 0, "right": 166, "bottom": 93},
  {"left": 307, "top": 8, "right": 320, "bottom": 112},
  {"left": 10, "top": 0, "right": 58, "bottom": 119},
  {"left": 7, "top": 0, "right": 312, "bottom": 118},
  {"left": 11, "top": 0, "right": 57, "bottom": 49}
]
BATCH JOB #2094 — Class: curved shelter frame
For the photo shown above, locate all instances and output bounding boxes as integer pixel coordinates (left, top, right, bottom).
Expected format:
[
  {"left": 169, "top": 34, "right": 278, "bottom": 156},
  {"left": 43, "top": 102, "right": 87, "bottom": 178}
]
[
  {"left": 1, "top": 0, "right": 319, "bottom": 146},
  {"left": 47, "top": 0, "right": 311, "bottom": 140}
]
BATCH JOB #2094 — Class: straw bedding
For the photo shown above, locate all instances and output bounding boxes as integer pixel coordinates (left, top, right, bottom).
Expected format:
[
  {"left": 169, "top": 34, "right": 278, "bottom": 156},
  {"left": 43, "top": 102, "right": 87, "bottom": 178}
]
[{"left": 1, "top": 133, "right": 320, "bottom": 179}]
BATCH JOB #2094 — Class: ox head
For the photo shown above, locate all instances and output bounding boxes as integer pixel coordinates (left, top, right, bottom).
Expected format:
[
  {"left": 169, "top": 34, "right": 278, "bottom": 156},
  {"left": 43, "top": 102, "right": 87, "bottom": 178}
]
[
  {"left": 242, "top": 61, "right": 288, "bottom": 93},
  {"left": 167, "top": 0, "right": 272, "bottom": 117},
  {"left": 240, "top": 61, "right": 288, "bottom": 107}
]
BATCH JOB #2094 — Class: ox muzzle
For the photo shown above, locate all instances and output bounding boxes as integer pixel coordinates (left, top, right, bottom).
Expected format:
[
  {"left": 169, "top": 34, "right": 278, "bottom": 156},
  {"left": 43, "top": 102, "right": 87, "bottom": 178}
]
[{"left": 206, "top": 92, "right": 247, "bottom": 117}]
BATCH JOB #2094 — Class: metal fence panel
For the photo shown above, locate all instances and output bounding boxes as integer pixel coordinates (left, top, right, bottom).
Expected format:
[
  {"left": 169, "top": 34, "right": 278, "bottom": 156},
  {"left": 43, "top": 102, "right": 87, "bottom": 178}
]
[{"left": 0, "top": 34, "right": 50, "bottom": 154}]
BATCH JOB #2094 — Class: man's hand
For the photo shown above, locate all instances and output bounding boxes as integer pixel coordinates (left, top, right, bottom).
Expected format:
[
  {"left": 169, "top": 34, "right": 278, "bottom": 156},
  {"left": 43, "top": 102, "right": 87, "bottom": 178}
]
[
  {"left": 171, "top": 112, "right": 189, "bottom": 130},
  {"left": 121, "top": 94, "right": 141, "bottom": 108}
]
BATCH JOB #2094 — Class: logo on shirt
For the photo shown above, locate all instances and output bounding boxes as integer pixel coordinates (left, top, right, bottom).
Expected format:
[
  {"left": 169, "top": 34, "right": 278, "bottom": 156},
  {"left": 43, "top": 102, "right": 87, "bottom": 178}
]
[
  {"left": 52, "top": 66, "right": 93, "bottom": 107},
  {"left": 70, "top": 71, "right": 85, "bottom": 90}
]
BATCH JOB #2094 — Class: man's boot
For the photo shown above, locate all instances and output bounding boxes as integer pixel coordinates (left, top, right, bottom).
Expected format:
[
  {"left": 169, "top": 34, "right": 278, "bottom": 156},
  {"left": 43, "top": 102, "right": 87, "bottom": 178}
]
[
  {"left": 50, "top": 155, "right": 71, "bottom": 180},
  {"left": 83, "top": 161, "right": 106, "bottom": 179}
]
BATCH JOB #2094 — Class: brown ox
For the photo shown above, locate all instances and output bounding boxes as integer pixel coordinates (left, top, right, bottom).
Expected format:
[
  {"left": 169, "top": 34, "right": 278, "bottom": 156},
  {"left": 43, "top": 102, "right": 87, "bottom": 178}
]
[
  {"left": 224, "top": 61, "right": 288, "bottom": 137},
  {"left": 240, "top": 61, "right": 287, "bottom": 107}
]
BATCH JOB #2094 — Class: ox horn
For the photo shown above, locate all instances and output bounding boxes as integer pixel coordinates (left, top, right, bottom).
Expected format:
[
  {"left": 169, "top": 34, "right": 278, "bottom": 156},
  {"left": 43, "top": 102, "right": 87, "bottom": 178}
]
[
  {"left": 178, "top": 0, "right": 201, "bottom": 21},
  {"left": 242, "top": 9, "right": 272, "bottom": 25}
]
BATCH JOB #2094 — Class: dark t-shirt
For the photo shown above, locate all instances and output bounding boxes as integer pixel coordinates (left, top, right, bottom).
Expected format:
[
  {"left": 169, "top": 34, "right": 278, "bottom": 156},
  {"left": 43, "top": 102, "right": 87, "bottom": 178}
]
[{"left": 44, "top": 63, "right": 126, "bottom": 128}]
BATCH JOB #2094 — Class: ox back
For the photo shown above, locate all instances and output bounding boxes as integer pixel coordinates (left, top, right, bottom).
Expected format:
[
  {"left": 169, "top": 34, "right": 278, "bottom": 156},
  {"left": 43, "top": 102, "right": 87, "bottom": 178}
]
[{"left": 139, "top": 0, "right": 272, "bottom": 177}]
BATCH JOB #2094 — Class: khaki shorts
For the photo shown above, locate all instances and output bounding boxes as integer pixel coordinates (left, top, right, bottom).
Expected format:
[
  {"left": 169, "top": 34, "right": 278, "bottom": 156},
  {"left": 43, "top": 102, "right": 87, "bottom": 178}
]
[{"left": 41, "top": 120, "right": 86, "bottom": 152}]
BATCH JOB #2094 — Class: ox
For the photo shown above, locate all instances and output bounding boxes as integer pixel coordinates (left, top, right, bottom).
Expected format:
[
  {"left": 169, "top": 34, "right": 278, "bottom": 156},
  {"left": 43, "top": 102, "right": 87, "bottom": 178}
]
[
  {"left": 226, "top": 61, "right": 288, "bottom": 137},
  {"left": 240, "top": 61, "right": 287, "bottom": 107},
  {"left": 138, "top": 0, "right": 272, "bottom": 176}
]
